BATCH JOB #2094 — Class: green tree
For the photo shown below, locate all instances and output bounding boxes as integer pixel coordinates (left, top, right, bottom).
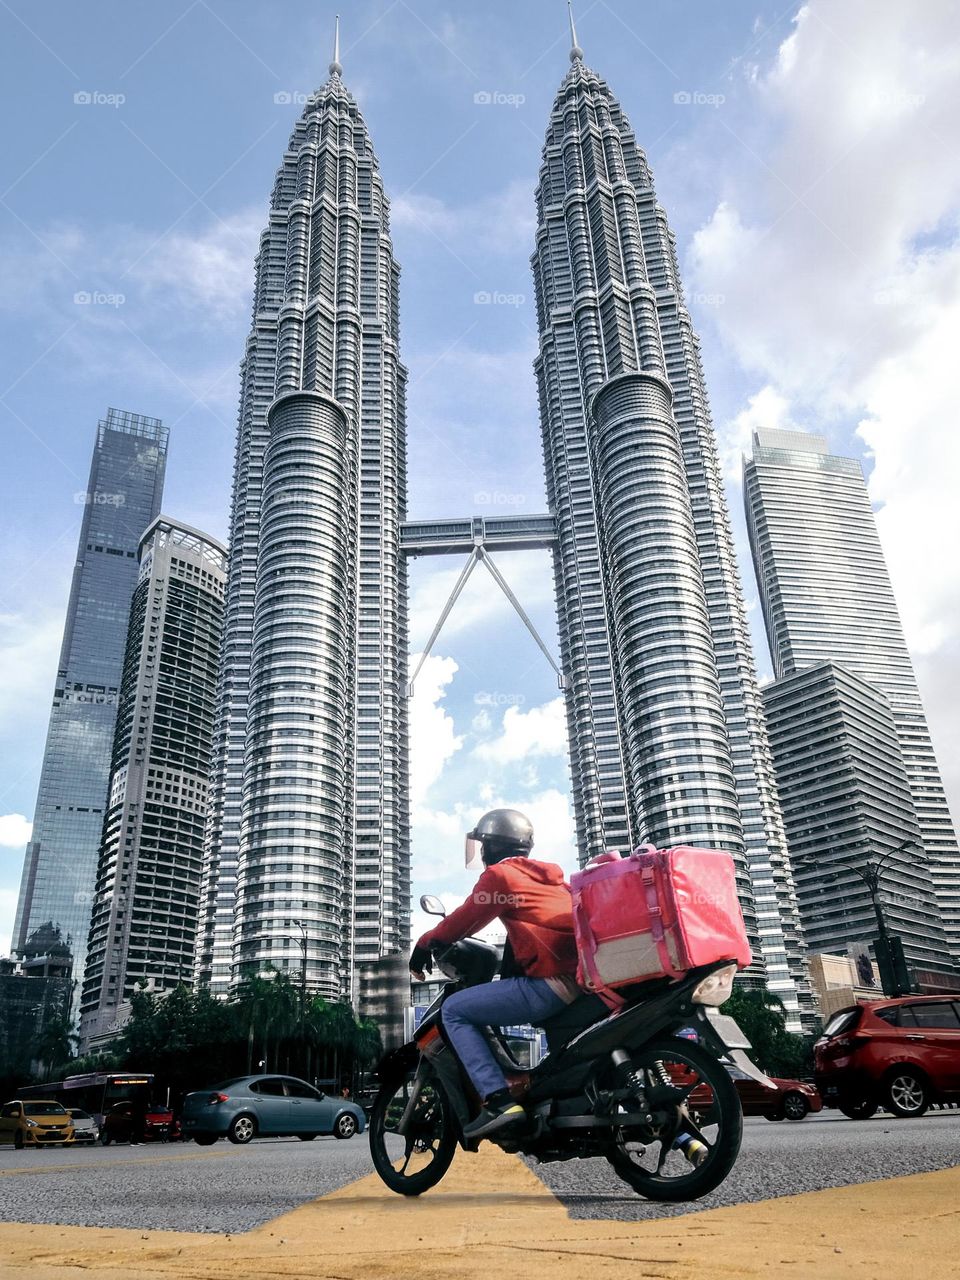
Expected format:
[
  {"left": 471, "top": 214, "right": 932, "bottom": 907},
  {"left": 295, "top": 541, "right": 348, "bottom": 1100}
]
[
  {"left": 33, "top": 1016, "right": 79, "bottom": 1079},
  {"left": 722, "top": 987, "right": 814, "bottom": 1078}
]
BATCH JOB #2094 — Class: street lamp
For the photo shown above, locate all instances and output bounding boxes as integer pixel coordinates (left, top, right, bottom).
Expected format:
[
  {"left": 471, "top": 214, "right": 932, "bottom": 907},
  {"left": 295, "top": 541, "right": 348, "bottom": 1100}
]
[
  {"left": 289, "top": 919, "right": 308, "bottom": 1036},
  {"left": 793, "top": 838, "right": 919, "bottom": 997}
]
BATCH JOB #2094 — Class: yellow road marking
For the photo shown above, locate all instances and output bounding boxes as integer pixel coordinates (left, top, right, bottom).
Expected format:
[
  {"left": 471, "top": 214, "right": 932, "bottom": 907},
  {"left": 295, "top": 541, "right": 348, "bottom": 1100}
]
[
  {"left": 0, "top": 1145, "right": 957, "bottom": 1278},
  {"left": 0, "top": 1149, "right": 230, "bottom": 1177}
]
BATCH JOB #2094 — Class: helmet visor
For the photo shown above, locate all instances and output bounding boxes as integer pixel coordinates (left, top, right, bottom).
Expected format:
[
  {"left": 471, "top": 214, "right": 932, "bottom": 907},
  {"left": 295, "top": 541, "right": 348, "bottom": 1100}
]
[{"left": 464, "top": 835, "right": 484, "bottom": 870}]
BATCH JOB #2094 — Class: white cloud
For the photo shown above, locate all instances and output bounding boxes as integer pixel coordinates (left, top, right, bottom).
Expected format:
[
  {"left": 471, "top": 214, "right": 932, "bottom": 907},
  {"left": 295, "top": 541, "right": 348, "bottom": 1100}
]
[
  {"left": 131, "top": 210, "right": 261, "bottom": 324},
  {"left": 407, "top": 551, "right": 556, "bottom": 653},
  {"left": 0, "top": 815, "right": 31, "bottom": 848},
  {"left": 474, "top": 697, "right": 568, "bottom": 764},
  {"left": 719, "top": 384, "right": 796, "bottom": 483},
  {"left": 0, "top": 610, "right": 61, "bottom": 728},
  {"left": 409, "top": 653, "right": 463, "bottom": 807},
  {"left": 0, "top": 209, "right": 260, "bottom": 330},
  {"left": 687, "top": 0, "right": 960, "bottom": 819},
  {"left": 392, "top": 179, "right": 535, "bottom": 258}
]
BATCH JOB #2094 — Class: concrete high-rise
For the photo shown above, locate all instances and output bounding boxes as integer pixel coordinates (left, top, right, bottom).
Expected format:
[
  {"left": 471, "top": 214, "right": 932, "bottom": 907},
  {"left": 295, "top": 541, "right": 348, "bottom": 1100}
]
[
  {"left": 13, "top": 409, "right": 167, "bottom": 993},
  {"left": 763, "top": 661, "right": 951, "bottom": 985},
  {"left": 530, "top": 29, "right": 810, "bottom": 1022},
  {"left": 196, "top": 30, "right": 409, "bottom": 1001},
  {"left": 80, "top": 519, "right": 226, "bottom": 1047},
  {"left": 744, "top": 429, "right": 960, "bottom": 964}
]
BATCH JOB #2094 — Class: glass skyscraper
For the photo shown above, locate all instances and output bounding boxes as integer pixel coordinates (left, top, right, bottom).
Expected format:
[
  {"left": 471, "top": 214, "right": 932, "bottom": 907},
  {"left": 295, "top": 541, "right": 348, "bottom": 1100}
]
[
  {"left": 80, "top": 518, "right": 226, "bottom": 1048},
  {"left": 12, "top": 409, "right": 168, "bottom": 993},
  {"left": 196, "top": 35, "right": 409, "bottom": 1001},
  {"left": 531, "top": 35, "right": 810, "bottom": 1024},
  {"left": 744, "top": 428, "right": 960, "bottom": 965}
]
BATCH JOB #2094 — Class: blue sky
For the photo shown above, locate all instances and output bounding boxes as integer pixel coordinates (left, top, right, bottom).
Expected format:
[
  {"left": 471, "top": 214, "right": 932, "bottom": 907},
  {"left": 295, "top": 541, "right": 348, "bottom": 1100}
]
[{"left": 2, "top": 1, "right": 958, "bottom": 952}]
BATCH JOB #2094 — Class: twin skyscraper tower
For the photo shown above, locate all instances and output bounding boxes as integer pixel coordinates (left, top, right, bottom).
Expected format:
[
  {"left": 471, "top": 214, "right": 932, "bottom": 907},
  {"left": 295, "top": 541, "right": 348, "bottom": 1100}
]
[
  {"left": 194, "top": 25, "right": 815, "bottom": 1026},
  {"left": 16, "top": 20, "right": 959, "bottom": 1036}
]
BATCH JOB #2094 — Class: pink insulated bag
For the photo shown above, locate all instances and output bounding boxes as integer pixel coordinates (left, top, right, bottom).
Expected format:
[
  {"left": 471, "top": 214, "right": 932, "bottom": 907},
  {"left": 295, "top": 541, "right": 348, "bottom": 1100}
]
[{"left": 570, "top": 845, "right": 751, "bottom": 1001}]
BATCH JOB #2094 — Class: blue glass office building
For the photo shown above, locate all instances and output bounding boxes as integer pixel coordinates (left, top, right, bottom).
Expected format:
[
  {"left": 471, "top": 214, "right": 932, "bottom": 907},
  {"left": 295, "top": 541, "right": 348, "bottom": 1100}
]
[{"left": 12, "top": 409, "right": 168, "bottom": 993}]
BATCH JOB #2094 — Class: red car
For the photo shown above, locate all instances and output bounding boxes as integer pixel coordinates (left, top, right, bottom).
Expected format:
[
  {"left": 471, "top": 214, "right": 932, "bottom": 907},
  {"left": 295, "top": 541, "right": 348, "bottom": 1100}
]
[
  {"left": 814, "top": 996, "right": 960, "bottom": 1118},
  {"left": 728, "top": 1065, "right": 821, "bottom": 1121},
  {"left": 100, "top": 1101, "right": 179, "bottom": 1144},
  {"left": 687, "top": 1065, "right": 821, "bottom": 1121}
]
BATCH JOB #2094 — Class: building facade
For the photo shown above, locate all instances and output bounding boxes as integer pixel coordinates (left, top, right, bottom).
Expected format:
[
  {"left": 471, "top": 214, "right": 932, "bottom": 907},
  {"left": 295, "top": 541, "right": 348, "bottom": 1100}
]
[
  {"left": 79, "top": 519, "right": 226, "bottom": 1046},
  {"left": 530, "top": 38, "right": 809, "bottom": 1022},
  {"left": 0, "top": 927, "right": 73, "bottom": 1080},
  {"left": 744, "top": 429, "right": 960, "bottom": 964},
  {"left": 196, "top": 42, "right": 409, "bottom": 1001},
  {"left": 13, "top": 409, "right": 167, "bottom": 994},
  {"left": 763, "top": 661, "right": 951, "bottom": 981}
]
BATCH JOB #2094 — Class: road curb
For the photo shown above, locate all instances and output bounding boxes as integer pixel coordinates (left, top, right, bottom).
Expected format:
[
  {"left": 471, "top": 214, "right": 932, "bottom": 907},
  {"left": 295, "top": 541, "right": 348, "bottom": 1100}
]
[{"left": 0, "top": 1146, "right": 957, "bottom": 1278}]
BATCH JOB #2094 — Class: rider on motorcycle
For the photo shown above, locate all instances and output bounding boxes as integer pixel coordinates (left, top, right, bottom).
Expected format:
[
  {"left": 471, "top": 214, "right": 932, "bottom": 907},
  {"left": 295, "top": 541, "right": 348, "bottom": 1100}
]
[{"left": 409, "top": 808, "right": 581, "bottom": 1139}]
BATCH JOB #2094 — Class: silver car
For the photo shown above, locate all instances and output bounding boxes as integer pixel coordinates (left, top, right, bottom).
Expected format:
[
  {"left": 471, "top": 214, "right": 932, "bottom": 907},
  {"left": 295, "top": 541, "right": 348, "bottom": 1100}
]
[
  {"left": 180, "top": 1075, "right": 365, "bottom": 1145},
  {"left": 67, "top": 1108, "right": 99, "bottom": 1144}
]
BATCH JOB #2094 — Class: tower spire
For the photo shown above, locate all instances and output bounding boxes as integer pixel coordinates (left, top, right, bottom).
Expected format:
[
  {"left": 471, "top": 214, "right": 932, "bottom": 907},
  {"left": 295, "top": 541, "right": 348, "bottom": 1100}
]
[
  {"left": 567, "top": 1, "right": 583, "bottom": 62},
  {"left": 329, "top": 12, "right": 342, "bottom": 77}
]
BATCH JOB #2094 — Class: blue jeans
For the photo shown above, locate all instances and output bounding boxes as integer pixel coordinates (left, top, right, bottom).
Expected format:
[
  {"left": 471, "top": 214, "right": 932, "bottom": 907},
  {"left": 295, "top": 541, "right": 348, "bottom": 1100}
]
[{"left": 441, "top": 977, "right": 568, "bottom": 1100}]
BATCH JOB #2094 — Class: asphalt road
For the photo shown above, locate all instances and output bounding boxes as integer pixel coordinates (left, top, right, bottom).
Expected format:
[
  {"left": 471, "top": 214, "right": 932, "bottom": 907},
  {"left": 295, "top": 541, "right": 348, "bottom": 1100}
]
[
  {"left": 532, "top": 1108, "right": 960, "bottom": 1220},
  {"left": 0, "top": 1111, "right": 958, "bottom": 1234}
]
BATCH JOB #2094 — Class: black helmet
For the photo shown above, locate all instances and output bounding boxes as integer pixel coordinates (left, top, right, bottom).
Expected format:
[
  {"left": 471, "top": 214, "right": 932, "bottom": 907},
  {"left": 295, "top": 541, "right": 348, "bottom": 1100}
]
[{"left": 465, "top": 808, "right": 534, "bottom": 868}]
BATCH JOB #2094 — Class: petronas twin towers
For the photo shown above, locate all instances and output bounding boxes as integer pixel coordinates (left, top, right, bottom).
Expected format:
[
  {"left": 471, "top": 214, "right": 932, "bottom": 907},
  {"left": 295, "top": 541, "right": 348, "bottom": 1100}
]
[{"left": 196, "top": 20, "right": 811, "bottom": 1025}]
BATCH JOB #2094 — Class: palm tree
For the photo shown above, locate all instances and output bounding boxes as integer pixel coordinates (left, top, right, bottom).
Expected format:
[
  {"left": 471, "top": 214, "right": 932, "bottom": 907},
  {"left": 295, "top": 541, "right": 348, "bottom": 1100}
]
[{"left": 33, "top": 1016, "right": 79, "bottom": 1081}]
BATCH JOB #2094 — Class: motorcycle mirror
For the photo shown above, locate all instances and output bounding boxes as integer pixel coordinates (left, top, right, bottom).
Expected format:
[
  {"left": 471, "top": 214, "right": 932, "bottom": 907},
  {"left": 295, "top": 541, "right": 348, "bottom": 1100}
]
[{"left": 419, "top": 894, "right": 447, "bottom": 917}]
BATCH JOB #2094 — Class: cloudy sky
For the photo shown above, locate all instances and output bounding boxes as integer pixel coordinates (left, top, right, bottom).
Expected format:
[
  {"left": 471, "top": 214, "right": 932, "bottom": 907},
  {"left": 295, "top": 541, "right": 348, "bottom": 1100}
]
[{"left": 1, "top": 1, "right": 958, "bottom": 955}]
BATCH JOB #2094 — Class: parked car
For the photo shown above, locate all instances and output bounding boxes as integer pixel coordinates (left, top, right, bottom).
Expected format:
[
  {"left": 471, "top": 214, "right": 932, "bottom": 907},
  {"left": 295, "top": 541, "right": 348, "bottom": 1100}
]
[
  {"left": 815, "top": 996, "right": 960, "bottom": 1118},
  {"left": 0, "top": 1100, "right": 74, "bottom": 1148},
  {"left": 67, "top": 1108, "right": 99, "bottom": 1144},
  {"left": 181, "top": 1075, "right": 366, "bottom": 1145},
  {"left": 100, "top": 1101, "right": 178, "bottom": 1144},
  {"left": 729, "top": 1065, "right": 822, "bottom": 1120},
  {"left": 686, "top": 1065, "right": 821, "bottom": 1120}
]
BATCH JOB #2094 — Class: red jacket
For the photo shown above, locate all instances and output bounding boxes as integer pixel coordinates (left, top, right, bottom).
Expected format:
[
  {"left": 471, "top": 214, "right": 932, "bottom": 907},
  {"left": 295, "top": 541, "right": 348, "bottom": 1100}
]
[{"left": 416, "top": 857, "right": 578, "bottom": 979}]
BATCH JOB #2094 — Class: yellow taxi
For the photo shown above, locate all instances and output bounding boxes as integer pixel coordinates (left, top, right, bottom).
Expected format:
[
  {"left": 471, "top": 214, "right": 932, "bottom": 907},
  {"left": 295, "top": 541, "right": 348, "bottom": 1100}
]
[{"left": 0, "top": 1099, "right": 75, "bottom": 1148}]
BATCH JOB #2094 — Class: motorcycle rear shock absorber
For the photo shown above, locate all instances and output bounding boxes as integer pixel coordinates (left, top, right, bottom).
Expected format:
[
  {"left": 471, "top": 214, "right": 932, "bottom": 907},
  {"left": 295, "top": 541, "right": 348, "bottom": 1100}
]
[{"left": 610, "top": 1048, "right": 654, "bottom": 1124}]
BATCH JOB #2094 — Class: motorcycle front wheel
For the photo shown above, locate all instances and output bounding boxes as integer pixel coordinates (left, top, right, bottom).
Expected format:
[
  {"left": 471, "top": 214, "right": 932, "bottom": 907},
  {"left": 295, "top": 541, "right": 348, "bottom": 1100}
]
[
  {"left": 369, "top": 1068, "right": 457, "bottom": 1196},
  {"left": 606, "top": 1037, "right": 742, "bottom": 1202}
]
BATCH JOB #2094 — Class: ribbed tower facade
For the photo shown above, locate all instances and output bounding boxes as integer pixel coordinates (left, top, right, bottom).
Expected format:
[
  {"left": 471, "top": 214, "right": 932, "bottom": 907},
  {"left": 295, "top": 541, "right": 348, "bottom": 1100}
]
[
  {"left": 80, "top": 518, "right": 226, "bottom": 1047},
  {"left": 532, "top": 39, "right": 810, "bottom": 1022},
  {"left": 197, "top": 45, "right": 409, "bottom": 999},
  {"left": 745, "top": 429, "right": 960, "bottom": 966}
]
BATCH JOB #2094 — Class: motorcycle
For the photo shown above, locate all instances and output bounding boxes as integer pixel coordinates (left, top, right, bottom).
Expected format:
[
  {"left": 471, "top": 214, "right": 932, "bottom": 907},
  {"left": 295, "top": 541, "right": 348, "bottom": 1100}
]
[{"left": 369, "top": 895, "right": 768, "bottom": 1201}]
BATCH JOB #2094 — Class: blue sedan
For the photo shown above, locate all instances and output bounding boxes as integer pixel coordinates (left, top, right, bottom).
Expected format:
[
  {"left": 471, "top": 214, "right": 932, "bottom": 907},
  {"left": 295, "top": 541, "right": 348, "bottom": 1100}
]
[{"left": 181, "top": 1075, "right": 366, "bottom": 1145}]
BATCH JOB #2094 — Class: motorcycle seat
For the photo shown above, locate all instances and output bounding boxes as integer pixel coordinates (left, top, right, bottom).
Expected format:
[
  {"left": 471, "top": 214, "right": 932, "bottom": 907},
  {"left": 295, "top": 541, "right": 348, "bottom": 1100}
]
[{"left": 540, "top": 992, "right": 609, "bottom": 1052}]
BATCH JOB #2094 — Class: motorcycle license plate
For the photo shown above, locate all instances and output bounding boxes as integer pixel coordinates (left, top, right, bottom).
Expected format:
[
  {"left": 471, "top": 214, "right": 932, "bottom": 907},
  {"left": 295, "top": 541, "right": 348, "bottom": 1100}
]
[{"left": 703, "top": 1009, "right": 751, "bottom": 1050}]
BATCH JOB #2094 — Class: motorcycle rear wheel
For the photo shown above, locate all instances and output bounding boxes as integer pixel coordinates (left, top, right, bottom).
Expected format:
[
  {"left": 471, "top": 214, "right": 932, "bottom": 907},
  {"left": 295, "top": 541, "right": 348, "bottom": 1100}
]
[
  {"left": 369, "top": 1069, "right": 457, "bottom": 1196},
  {"left": 606, "top": 1037, "right": 742, "bottom": 1202}
]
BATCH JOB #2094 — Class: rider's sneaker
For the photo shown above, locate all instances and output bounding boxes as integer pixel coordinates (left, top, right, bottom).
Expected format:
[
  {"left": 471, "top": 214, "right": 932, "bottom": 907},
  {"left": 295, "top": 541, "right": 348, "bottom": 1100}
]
[{"left": 463, "top": 1089, "right": 526, "bottom": 1139}]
